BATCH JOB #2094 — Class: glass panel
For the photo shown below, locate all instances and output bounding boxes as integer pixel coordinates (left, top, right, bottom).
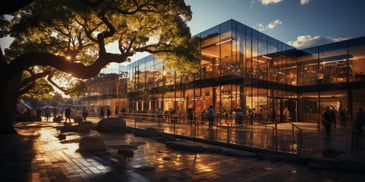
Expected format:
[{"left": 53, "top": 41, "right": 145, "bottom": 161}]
[
  {"left": 349, "top": 38, "right": 365, "bottom": 81},
  {"left": 295, "top": 47, "right": 319, "bottom": 86},
  {"left": 319, "top": 42, "right": 348, "bottom": 84}
]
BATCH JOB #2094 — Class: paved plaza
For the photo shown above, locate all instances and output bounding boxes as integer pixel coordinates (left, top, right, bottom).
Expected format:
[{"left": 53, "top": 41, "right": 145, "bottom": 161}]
[{"left": 1, "top": 121, "right": 365, "bottom": 181}]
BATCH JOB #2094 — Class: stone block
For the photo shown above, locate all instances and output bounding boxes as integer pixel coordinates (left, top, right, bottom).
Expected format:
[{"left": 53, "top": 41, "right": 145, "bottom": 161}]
[{"left": 78, "top": 136, "right": 106, "bottom": 152}]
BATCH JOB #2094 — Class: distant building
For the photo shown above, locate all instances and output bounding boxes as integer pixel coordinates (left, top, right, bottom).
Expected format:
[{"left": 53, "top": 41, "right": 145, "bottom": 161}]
[
  {"left": 80, "top": 73, "right": 128, "bottom": 117},
  {"left": 124, "top": 19, "right": 365, "bottom": 123}
]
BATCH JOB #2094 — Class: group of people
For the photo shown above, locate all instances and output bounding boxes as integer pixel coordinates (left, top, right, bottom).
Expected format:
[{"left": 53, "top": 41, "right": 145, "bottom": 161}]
[
  {"left": 323, "top": 106, "right": 365, "bottom": 139},
  {"left": 99, "top": 107, "right": 111, "bottom": 119}
]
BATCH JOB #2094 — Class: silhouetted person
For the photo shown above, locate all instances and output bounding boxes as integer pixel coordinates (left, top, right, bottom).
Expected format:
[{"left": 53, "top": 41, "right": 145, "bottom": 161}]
[
  {"left": 323, "top": 106, "right": 332, "bottom": 139},
  {"left": 45, "top": 108, "right": 50, "bottom": 122},
  {"left": 271, "top": 108, "right": 276, "bottom": 123},
  {"left": 82, "top": 107, "right": 88, "bottom": 121},
  {"left": 236, "top": 108, "right": 243, "bottom": 126},
  {"left": 157, "top": 108, "right": 163, "bottom": 124},
  {"left": 248, "top": 109, "right": 254, "bottom": 125},
  {"left": 106, "top": 108, "right": 111, "bottom": 118},
  {"left": 65, "top": 107, "right": 72, "bottom": 123},
  {"left": 99, "top": 107, "right": 104, "bottom": 119},
  {"left": 188, "top": 108, "right": 194, "bottom": 126},
  {"left": 330, "top": 106, "right": 337, "bottom": 128},
  {"left": 339, "top": 108, "right": 347, "bottom": 128},
  {"left": 115, "top": 106, "right": 119, "bottom": 116},
  {"left": 223, "top": 110, "right": 229, "bottom": 124},
  {"left": 355, "top": 107, "right": 365, "bottom": 134},
  {"left": 207, "top": 105, "right": 214, "bottom": 129},
  {"left": 36, "top": 109, "right": 41, "bottom": 121}
]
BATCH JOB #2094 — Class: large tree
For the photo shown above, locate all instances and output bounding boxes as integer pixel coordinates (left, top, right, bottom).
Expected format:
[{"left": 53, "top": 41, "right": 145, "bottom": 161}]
[{"left": 0, "top": 0, "right": 200, "bottom": 134}]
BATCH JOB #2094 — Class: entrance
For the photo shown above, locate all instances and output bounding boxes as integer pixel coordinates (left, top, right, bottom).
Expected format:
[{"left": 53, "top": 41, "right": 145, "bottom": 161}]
[{"left": 268, "top": 97, "right": 297, "bottom": 123}]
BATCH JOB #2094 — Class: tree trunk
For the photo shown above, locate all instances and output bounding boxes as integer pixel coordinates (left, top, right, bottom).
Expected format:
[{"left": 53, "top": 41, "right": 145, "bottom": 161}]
[{"left": 0, "top": 73, "right": 19, "bottom": 134}]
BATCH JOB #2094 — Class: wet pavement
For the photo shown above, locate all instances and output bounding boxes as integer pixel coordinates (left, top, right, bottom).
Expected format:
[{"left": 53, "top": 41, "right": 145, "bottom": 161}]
[
  {"left": 1, "top": 121, "right": 365, "bottom": 181},
  {"left": 123, "top": 118, "right": 364, "bottom": 158}
]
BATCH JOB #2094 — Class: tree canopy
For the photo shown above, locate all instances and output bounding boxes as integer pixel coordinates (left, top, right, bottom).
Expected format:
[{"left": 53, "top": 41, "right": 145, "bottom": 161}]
[{"left": 0, "top": 0, "right": 200, "bottom": 134}]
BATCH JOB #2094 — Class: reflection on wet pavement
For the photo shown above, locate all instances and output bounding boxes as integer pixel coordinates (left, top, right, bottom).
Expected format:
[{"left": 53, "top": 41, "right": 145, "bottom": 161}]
[{"left": 7, "top": 122, "right": 363, "bottom": 181}]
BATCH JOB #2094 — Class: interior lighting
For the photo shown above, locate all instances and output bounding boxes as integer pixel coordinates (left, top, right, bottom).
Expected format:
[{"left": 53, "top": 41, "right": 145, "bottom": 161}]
[
  {"left": 215, "top": 38, "right": 232, "bottom": 45},
  {"left": 201, "top": 52, "right": 218, "bottom": 58},
  {"left": 262, "top": 55, "right": 272, "bottom": 60},
  {"left": 252, "top": 58, "right": 265, "bottom": 63}
]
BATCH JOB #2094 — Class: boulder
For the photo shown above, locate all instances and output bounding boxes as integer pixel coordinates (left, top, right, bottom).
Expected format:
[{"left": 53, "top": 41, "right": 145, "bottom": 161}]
[
  {"left": 117, "top": 149, "right": 134, "bottom": 158},
  {"left": 78, "top": 136, "right": 106, "bottom": 152},
  {"left": 96, "top": 117, "right": 126, "bottom": 132},
  {"left": 58, "top": 122, "right": 95, "bottom": 133},
  {"left": 78, "top": 122, "right": 96, "bottom": 131}
]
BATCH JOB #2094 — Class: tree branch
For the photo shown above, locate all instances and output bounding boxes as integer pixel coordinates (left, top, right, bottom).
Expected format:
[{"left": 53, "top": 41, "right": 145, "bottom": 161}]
[
  {"left": 47, "top": 74, "right": 67, "bottom": 93},
  {"left": 17, "top": 70, "right": 51, "bottom": 97},
  {"left": 7, "top": 51, "right": 127, "bottom": 79}
]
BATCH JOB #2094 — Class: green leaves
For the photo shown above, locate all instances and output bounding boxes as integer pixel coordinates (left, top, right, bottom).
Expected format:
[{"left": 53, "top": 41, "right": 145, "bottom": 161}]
[{"left": 2, "top": 0, "right": 200, "bottom": 99}]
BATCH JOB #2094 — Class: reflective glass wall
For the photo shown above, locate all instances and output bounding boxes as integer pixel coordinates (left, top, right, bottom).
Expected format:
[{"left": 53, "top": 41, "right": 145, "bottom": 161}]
[{"left": 125, "top": 19, "right": 365, "bottom": 123}]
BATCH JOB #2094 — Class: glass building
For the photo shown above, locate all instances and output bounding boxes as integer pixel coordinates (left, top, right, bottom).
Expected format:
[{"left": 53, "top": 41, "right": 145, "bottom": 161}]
[{"left": 125, "top": 19, "right": 365, "bottom": 123}]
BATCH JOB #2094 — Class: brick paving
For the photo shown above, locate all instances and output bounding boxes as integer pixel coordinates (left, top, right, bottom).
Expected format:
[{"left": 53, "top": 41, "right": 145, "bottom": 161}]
[{"left": 1, "top": 121, "right": 365, "bottom": 181}]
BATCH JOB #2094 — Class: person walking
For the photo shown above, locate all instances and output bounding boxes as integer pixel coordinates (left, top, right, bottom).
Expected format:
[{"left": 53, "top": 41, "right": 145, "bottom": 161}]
[
  {"left": 45, "top": 108, "right": 50, "bottom": 122},
  {"left": 355, "top": 107, "right": 365, "bottom": 134},
  {"left": 65, "top": 107, "right": 72, "bottom": 123},
  {"left": 323, "top": 106, "right": 332, "bottom": 139},
  {"left": 207, "top": 105, "right": 215, "bottom": 129},
  {"left": 82, "top": 107, "right": 88, "bottom": 121}
]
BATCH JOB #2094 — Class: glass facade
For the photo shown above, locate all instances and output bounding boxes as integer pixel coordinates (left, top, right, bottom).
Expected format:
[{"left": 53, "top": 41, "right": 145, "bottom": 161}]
[{"left": 125, "top": 19, "right": 365, "bottom": 123}]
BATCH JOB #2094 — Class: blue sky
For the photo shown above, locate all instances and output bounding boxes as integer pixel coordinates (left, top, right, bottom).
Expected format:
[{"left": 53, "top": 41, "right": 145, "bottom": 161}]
[
  {"left": 186, "top": 0, "right": 365, "bottom": 49},
  {"left": 116, "top": 0, "right": 365, "bottom": 73}
]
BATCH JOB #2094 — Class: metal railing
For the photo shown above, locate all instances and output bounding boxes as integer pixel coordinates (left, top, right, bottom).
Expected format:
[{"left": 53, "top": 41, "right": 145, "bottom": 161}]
[{"left": 119, "top": 113, "right": 304, "bottom": 155}]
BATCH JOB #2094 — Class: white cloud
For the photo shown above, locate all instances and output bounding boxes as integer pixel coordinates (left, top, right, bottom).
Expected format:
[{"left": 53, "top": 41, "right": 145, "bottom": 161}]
[
  {"left": 300, "top": 0, "right": 310, "bottom": 5},
  {"left": 258, "top": 0, "right": 283, "bottom": 5},
  {"left": 255, "top": 23, "right": 265, "bottom": 32},
  {"left": 255, "top": 19, "right": 282, "bottom": 32},
  {"left": 287, "top": 35, "right": 349, "bottom": 49},
  {"left": 267, "top": 19, "right": 282, "bottom": 29}
]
